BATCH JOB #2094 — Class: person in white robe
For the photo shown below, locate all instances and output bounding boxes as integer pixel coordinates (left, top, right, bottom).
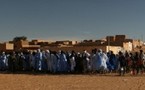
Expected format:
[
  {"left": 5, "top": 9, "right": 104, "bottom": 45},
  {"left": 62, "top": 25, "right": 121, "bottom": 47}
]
[{"left": 82, "top": 50, "right": 91, "bottom": 72}]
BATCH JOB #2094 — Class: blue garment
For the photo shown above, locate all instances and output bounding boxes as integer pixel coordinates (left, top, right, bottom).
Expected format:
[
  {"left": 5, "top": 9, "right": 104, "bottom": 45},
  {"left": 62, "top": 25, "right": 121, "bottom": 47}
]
[
  {"left": 51, "top": 54, "right": 58, "bottom": 73},
  {"left": 35, "top": 52, "right": 43, "bottom": 71},
  {"left": 23, "top": 54, "right": 30, "bottom": 70},
  {"left": 108, "top": 54, "right": 116, "bottom": 70},
  {"left": 41, "top": 53, "right": 47, "bottom": 71},
  {"left": 0, "top": 55, "right": 7, "bottom": 70},
  {"left": 58, "top": 53, "right": 68, "bottom": 72},
  {"left": 96, "top": 53, "right": 102, "bottom": 70},
  {"left": 106, "top": 61, "right": 114, "bottom": 71},
  {"left": 96, "top": 52, "right": 108, "bottom": 70}
]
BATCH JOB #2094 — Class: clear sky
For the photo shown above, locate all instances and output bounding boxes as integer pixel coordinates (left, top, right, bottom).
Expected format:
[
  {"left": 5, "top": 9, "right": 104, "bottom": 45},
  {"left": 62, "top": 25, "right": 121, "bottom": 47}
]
[{"left": 0, "top": 0, "right": 145, "bottom": 41}]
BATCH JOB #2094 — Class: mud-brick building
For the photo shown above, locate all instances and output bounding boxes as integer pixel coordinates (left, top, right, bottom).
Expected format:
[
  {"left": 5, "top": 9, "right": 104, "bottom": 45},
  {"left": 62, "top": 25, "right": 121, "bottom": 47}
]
[
  {"left": 0, "top": 43, "right": 14, "bottom": 52},
  {"left": 14, "top": 40, "right": 40, "bottom": 51}
]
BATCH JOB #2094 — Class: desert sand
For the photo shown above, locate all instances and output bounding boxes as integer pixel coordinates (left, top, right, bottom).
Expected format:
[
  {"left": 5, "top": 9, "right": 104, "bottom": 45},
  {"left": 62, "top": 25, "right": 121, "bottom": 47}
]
[{"left": 0, "top": 73, "right": 145, "bottom": 90}]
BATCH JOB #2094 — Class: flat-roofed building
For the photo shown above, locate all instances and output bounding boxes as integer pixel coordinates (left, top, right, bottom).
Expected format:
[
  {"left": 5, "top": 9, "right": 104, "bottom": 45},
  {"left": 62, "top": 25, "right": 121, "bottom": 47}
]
[
  {"left": 106, "top": 36, "right": 115, "bottom": 42},
  {"left": 31, "top": 39, "right": 52, "bottom": 45},
  {"left": 55, "top": 40, "right": 77, "bottom": 45},
  {"left": 115, "top": 35, "right": 126, "bottom": 42},
  {"left": 14, "top": 40, "right": 40, "bottom": 51},
  {"left": 0, "top": 43, "right": 14, "bottom": 51}
]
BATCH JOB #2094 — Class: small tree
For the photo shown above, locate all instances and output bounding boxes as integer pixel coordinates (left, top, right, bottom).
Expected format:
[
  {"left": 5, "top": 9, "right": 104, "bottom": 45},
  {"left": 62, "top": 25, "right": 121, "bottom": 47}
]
[{"left": 13, "top": 36, "right": 27, "bottom": 42}]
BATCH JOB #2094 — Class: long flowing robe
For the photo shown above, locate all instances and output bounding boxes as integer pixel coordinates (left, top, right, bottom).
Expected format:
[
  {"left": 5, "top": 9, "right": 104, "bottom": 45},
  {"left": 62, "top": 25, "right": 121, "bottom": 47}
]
[
  {"left": 96, "top": 52, "right": 108, "bottom": 71},
  {"left": 91, "top": 53, "right": 98, "bottom": 71},
  {"left": 58, "top": 53, "right": 68, "bottom": 72},
  {"left": 30, "top": 53, "right": 35, "bottom": 70},
  {"left": 96, "top": 53, "right": 102, "bottom": 71},
  {"left": 0, "top": 54, "right": 7, "bottom": 70},
  {"left": 45, "top": 52, "right": 52, "bottom": 72},
  {"left": 107, "top": 54, "right": 116, "bottom": 71},
  {"left": 35, "top": 52, "right": 43, "bottom": 71},
  {"left": 23, "top": 53, "right": 30, "bottom": 70},
  {"left": 70, "top": 56, "right": 76, "bottom": 72},
  {"left": 101, "top": 53, "right": 108, "bottom": 70},
  {"left": 51, "top": 54, "right": 58, "bottom": 73},
  {"left": 82, "top": 52, "right": 91, "bottom": 72}
]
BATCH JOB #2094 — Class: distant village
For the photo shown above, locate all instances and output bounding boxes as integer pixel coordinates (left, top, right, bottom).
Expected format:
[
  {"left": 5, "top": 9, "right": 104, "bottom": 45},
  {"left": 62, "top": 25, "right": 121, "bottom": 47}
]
[{"left": 0, "top": 35, "right": 144, "bottom": 54}]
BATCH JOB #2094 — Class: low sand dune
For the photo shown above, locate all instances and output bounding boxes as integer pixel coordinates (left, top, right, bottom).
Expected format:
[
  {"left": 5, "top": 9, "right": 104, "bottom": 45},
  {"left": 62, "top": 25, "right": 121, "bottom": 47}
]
[{"left": 0, "top": 73, "right": 145, "bottom": 90}]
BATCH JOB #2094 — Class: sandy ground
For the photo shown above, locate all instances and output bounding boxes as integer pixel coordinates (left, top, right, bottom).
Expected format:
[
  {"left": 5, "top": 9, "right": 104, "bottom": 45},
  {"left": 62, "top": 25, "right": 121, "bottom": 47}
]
[{"left": 0, "top": 73, "right": 145, "bottom": 90}]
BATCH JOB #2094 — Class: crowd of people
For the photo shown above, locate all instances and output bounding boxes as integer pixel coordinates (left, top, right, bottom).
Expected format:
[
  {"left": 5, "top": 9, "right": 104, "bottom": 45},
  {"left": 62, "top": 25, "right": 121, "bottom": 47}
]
[{"left": 0, "top": 48, "right": 145, "bottom": 76}]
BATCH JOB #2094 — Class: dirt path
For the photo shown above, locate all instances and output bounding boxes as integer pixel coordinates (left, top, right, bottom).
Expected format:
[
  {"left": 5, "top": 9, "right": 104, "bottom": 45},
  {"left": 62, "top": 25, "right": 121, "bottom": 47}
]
[{"left": 0, "top": 73, "right": 145, "bottom": 90}]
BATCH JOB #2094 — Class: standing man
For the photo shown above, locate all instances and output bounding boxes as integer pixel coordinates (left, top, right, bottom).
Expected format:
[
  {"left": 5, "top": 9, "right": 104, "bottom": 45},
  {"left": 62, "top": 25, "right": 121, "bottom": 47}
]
[
  {"left": 0, "top": 52, "right": 7, "bottom": 70},
  {"left": 35, "top": 49, "right": 43, "bottom": 71}
]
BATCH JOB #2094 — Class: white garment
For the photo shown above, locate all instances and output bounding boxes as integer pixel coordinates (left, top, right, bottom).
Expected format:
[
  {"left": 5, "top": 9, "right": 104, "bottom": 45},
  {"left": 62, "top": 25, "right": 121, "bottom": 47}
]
[
  {"left": 70, "top": 56, "right": 76, "bottom": 71},
  {"left": 100, "top": 53, "right": 108, "bottom": 70}
]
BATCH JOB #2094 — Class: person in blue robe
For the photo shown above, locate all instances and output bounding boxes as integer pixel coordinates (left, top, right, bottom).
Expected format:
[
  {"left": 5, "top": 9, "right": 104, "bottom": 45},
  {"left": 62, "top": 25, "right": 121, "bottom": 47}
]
[
  {"left": 23, "top": 51, "right": 31, "bottom": 71},
  {"left": 58, "top": 51, "right": 68, "bottom": 72},
  {"left": 96, "top": 50, "right": 102, "bottom": 72},
  {"left": 35, "top": 49, "right": 43, "bottom": 71},
  {"left": 51, "top": 51, "right": 59, "bottom": 73},
  {"left": 96, "top": 49, "right": 108, "bottom": 73},
  {"left": 41, "top": 51, "right": 48, "bottom": 71},
  {"left": 107, "top": 51, "right": 116, "bottom": 72},
  {"left": 45, "top": 50, "right": 52, "bottom": 72},
  {"left": 91, "top": 49, "right": 98, "bottom": 72},
  {"left": 0, "top": 52, "right": 7, "bottom": 70}
]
